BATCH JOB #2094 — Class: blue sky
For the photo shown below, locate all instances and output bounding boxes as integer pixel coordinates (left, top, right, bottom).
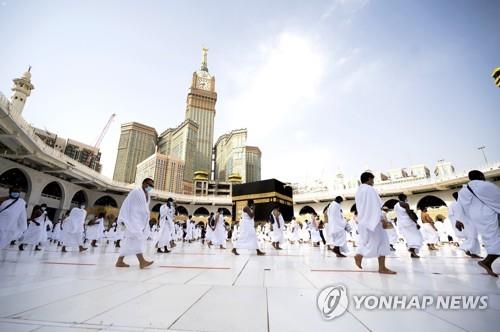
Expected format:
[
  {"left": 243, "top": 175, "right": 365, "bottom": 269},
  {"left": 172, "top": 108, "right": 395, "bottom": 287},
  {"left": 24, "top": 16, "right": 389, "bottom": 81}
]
[{"left": 1, "top": 0, "right": 499, "bottom": 184}]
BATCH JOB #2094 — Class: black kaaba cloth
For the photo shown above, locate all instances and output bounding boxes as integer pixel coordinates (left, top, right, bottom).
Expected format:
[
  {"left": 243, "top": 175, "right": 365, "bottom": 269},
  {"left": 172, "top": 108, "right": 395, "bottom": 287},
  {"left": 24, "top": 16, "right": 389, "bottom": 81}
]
[{"left": 231, "top": 179, "right": 293, "bottom": 223}]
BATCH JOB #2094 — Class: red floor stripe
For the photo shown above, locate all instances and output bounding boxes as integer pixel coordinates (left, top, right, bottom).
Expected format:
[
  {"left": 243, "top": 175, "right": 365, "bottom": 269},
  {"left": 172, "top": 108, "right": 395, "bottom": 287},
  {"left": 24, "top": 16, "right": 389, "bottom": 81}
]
[
  {"left": 44, "top": 261, "right": 96, "bottom": 266},
  {"left": 159, "top": 265, "right": 230, "bottom": 270}
]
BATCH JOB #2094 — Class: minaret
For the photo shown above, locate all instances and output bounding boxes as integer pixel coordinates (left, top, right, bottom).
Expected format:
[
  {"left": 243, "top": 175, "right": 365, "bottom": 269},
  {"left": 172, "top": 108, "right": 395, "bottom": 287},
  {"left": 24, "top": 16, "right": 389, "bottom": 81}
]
[
  {"left": 185, "top": 48, "right": 217, "bottom": 174},
  {"left": 10, "top": 66, "right": 35, "bottom": 116}
]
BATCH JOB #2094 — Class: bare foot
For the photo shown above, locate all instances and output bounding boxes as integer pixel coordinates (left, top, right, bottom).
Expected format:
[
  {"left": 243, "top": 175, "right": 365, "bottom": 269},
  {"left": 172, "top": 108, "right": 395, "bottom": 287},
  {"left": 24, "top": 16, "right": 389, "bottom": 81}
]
[
  {"left": 478, "top": 260, "right": 498, "bottom": 277},
  {"left": 470, "top": 254, "right": 483, "bottom": 259},
  {"left": 79, "top": 247, "right": 88, "bottom": 252},
  {"left": 379, "top": 268, "right": 397, "bottom": 275},
  {"left": 232, "top": 248, "right": 240, "bottom": 256},
  {"left": 410, "top": 252, "right": 420, "bottom": 258},
  {"left": 256, "top": 249, "right": 266, "bottom": 256},
  {"left": 115, "top": 261, "right": 130, "bottom": 268},
  {"left": 354, "top": 254, "right": 363, "bottom": 269},
  {"left": 140, "top": 260, "right": 154, "bottom": 269}
]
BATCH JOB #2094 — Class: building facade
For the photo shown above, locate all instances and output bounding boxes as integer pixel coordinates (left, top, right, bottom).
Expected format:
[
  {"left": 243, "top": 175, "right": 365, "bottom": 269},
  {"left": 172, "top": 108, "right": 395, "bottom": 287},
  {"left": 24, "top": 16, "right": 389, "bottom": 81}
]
[
  {"left": 33, "top": 128, "right": 102, "bottom": 172},
  {"left": 184, "top": 48, "right": 217, "bottom": 174},
  {"left": 245, "top": 146, "right": 261, "bottom": 183},
  {"left": 135, "top": 153, "right": 185, "bottom": 194},
  {"left": 214, "top": 129, "right": 262, "bottom": 184},
  {"left": 113, "top": 122, "right": 157, "bottom": 183},
  {"left": 112, "top": 49, "right": 262, "bottom": 193}
]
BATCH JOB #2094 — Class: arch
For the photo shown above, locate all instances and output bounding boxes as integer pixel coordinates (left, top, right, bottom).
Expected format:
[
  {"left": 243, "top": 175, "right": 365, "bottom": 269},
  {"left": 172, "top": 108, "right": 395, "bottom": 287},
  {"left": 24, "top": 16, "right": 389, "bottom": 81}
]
[
  {"left": 152, "top": 203, "right": 162, "bottom": 213},
  {"left": 176, "top": 205, "right": 189, "bottom": 215},
  {"left": 299, "top": 205, "right": 316, "bottom": 215},
  {"left": 70, "top": 190, "right": 88, "bottom": 206},
  {"left": 94, "top": 195, "right": 118, "bottom": 208},
  {"left": 0, "top": 167, "right": 31, "bottom": 193},
  {"left": 41, "top": 181, "right": 64, "bottom": 200},
  {"left": 350, "top": 204, "right": 357, "bottom": 213},
  {"left": 219, "top": 207, "right": 231, "bottom": 216},
  {"left": 416, "top": 195, "right": 447, "bottom": 210},
  {"left": 193, "top": 207, "right": 210, "bottom": 216},
  {"left": 382, "top": 199, "right": 399, "bottom": 210}
]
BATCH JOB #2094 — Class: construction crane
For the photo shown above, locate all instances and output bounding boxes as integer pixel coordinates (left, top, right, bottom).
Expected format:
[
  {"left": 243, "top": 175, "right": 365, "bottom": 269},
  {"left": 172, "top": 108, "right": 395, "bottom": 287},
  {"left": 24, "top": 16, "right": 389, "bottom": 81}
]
[{"left": 86, "top": 113, "right": 116, "bottom": 168}]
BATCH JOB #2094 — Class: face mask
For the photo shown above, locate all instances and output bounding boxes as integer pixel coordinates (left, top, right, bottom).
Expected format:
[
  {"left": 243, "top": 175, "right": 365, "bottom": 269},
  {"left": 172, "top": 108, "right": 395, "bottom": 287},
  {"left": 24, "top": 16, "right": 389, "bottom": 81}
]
[
  {"left": 10, "top": 192, "right": 20, "bottom": 199},
  {"left": 80, "top": 205, "right": 86, "bottom": 209},
  {"left": 41, "top": 207, "right": 46, "bottom": 211},
  {"left": 145, "top": 186, "right": 153, "bottom": 193}
]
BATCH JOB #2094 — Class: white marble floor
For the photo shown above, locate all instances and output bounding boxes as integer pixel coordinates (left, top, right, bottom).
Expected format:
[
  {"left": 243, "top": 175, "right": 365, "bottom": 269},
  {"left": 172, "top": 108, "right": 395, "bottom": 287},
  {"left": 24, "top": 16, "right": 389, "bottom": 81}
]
[{"left": 0, "top": 240, "right": 499, "bottom": 332}]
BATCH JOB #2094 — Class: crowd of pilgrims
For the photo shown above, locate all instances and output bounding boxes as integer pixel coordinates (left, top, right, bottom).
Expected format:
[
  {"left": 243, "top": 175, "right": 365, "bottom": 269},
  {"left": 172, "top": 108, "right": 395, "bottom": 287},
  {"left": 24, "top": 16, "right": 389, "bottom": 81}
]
[{"left": 0, "top": 170, "right": 498, "bottom": 276}]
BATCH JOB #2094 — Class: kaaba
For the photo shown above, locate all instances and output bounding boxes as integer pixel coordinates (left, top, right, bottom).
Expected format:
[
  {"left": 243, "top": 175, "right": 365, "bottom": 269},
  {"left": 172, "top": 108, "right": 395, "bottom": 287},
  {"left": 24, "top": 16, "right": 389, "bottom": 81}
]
[{"left": 231, "top": 179, "right": 294, "bottom": 223}]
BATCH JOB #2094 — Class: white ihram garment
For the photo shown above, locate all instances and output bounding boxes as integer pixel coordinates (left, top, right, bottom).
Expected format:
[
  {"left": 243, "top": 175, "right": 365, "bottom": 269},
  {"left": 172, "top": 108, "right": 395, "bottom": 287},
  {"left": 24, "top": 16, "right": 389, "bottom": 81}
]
[
  {"left": 449, "top": 201, "right": 481, "bottom": 254},
  {"left": 355, "top": 184, "right": 390, "bottom": 258},
  {"left": 458, "top": 181, "right": 500, "bottom": 255},
  {"left": 211, "top": 215, "right": 226, "bottom": 246},
  {"left": 86, "top": 217, "right": 105, "bottom": 241},
  {"left": 270, "top": 214, "right": 285, "bottom": 244},
  {"left": 0, "top": 198, "right": 27, "bottom": 249},
  {"left": 234, "top": 212, "right": 259, "bottom": 250},
  {"left": 118, "top": 188, "right": 150, "bottom": 257},
  {"left": 327, "top": 201, "right": 349, "bottom": 251},
  {"left": 157, "top": 204, "right": 174, "bottom": 247},
  {"left": 394, "top": 202, "right": 423, "bottom": 252},
  {"left": 21, "top": 214, "right": 45, "bottom": 245},
  {"left": 61, "top": 208, "right": 86, "bottom": 247}
]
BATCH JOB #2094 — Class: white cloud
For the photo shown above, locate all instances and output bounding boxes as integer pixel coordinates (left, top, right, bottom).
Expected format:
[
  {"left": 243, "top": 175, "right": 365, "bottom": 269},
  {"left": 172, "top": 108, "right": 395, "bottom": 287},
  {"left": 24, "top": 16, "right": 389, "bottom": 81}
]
[
  {"left": 218, "top": 32, "right": 327, "bottom": 180},
  {"left": 221, "top": 32, "right": 325, "bottom": 136},
  {"left": 321, "top": 0, "right": 370, "bottom": 21}
]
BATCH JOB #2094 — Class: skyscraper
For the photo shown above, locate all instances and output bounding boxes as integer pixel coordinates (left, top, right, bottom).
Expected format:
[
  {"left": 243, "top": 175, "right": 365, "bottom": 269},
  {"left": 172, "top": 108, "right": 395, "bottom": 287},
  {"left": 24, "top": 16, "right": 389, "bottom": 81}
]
[
  {"left": 112, "top": 48, "right": 261, "bottom": 192},
  {"left": 135, "top": 153, "right": 185, "bottom": 194},
  {"left": 113, "top": 122, "right": 157, "bottom": 183},
  {"left": 214, "top": 129, "right": 262, "bottom": 183},
  {"left": 245, "top": 146, "right": 261, "bottom": 183},
  {"left": 185, "top": 48, "right": 217, "bottom": 174}
]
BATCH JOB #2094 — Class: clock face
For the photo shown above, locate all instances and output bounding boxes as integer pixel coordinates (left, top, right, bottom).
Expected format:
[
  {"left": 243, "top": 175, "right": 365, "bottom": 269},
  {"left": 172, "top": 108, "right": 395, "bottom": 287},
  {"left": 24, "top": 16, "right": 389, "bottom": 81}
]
[{"left": 197, "top": 77, "right": 210, "bottom": 90}]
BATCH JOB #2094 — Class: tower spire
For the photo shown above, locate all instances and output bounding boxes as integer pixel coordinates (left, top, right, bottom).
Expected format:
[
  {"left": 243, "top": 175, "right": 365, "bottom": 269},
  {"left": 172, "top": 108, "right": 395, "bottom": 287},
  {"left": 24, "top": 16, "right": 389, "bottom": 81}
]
[
  {"left": 10, "top": 67, "right": 35, "bottom": 116},
  {"left": 201, "top": 47, "right": 209, "bottom": 71}
]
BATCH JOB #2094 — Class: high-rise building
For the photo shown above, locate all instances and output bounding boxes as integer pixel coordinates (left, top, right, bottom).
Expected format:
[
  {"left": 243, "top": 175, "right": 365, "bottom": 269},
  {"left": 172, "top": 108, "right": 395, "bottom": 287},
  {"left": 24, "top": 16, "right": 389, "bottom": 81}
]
[
  {"left": 157, "top": 119, "right": 198, "bottom": 184},
  {"left": 135, "top": 153, "right": 185, "bottom": 194},
  {"left": 113, "top": 122, "right": 157, "bottom": 183},
  {"left": 214, "top": 129, "right": 262, "bottom": 183},
  {"left": 214, "top": 129, "right": 247, "bottom": 181},
  {"left": 185, "top": 48, "right": 217, "bottom": 174},
  {"left": 245, "top": 146, "right": 261, "bottom": 183},
  {"left": 112, "top": 48, "right": 262, "bottom": 192}
]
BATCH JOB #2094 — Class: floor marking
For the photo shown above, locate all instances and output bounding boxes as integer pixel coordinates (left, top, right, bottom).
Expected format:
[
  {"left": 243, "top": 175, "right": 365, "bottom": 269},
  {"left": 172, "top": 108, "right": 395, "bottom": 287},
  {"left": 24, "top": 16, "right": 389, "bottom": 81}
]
[
  {"left": 265, "top": 287, "right": 270, "bottom": 332},
  {"left": 167, "top": 286, "right": 213, "bottom": 330},
  {"left": 232, "top": 257, "right": 250, "bottom": 286},
  {"left": 159, "top": 265, "right": 230, "bottom": 270},
  {"left": 43, "top": 261, "right": 96, "bottom": 266},
  {"left": 311, "top": 269, "right": 386, "bottom": 273},
  {"left": 310, "top": 269, "right": 491, "bottom": 275}
]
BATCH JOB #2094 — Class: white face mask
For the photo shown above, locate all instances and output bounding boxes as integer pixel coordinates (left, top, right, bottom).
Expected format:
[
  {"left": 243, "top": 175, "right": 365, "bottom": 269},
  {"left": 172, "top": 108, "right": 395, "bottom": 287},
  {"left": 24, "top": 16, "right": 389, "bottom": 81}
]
[
  {"left": 145, "top": 186, "right": 153, "bottom": 193},
  {"left": 80, "top": 205, "right": 86, "bottom": 209}
]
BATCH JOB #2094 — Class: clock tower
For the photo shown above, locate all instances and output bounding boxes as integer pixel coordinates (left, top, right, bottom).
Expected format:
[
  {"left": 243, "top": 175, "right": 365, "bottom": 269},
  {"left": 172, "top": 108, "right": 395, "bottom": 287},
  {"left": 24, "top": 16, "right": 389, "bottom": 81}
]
[{"left": 185, "top": 48, "right": 217, "bottom": 174}]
